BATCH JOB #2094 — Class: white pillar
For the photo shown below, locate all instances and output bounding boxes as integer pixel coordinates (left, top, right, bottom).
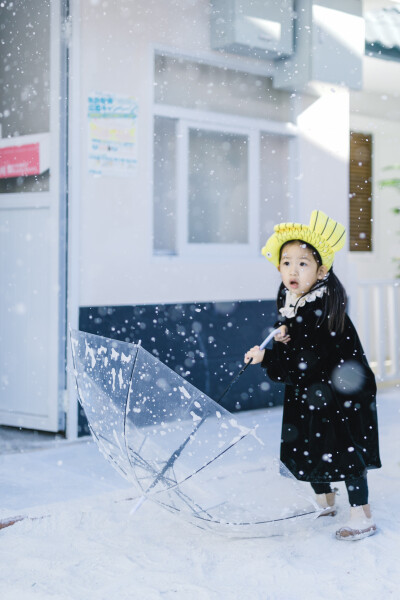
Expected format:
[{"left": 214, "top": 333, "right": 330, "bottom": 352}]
[
  {"left": 65, "top": 0, "right": 81, "bottom": 440},
  {"left": 292, "top": 84, "right": 350, "bottom": 289}
]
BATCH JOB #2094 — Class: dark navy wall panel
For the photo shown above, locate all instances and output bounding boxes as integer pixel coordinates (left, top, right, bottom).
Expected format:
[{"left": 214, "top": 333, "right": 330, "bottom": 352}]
[{"left": 78, "top": 300, "right": 284, "bottom": 436}]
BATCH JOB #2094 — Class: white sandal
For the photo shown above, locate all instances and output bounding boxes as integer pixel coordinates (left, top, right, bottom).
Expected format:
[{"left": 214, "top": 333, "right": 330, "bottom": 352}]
[
  {"left": 336, "top": 506, "right": 377, "bottom": 541},
  {"left": 316, "top": 487, "right": 338, "bottom": 517}
]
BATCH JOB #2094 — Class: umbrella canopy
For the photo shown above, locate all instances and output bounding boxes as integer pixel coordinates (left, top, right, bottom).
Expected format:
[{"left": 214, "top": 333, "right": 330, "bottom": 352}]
[{"left": 71, "top": 330, "right": 319, "bottom": 537}]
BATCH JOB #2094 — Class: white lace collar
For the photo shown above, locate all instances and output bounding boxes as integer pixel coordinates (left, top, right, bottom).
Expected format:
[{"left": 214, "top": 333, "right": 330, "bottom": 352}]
[{"left": 279, "top": 286, "right": 327, "bottom": 319}]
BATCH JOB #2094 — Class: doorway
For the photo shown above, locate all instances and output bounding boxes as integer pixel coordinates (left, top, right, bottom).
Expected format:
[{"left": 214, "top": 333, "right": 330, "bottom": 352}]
[{"left": 0, "top": 0, "right": 68, "bottom": 432}]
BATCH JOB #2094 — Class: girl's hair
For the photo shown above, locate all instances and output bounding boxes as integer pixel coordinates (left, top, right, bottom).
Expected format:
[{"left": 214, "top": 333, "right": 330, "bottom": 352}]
[{"left": 277, "top": 239, "right": 347, "bottom": 334}]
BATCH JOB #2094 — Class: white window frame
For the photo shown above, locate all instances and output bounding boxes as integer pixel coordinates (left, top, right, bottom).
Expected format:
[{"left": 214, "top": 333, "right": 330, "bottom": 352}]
[{"left": 152, "top": 52, "right": 298, "bottom": 260}]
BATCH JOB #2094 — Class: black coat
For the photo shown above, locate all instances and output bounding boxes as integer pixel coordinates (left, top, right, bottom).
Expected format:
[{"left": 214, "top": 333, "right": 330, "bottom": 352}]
[{"left": 261, "top": 297, "right": 381, "bottom": 483}]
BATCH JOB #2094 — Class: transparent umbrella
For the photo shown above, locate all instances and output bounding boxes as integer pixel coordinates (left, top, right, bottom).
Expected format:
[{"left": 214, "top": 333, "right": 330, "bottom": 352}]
[{"left": 70, "top": 330, "right": 319, "bottom": 537}]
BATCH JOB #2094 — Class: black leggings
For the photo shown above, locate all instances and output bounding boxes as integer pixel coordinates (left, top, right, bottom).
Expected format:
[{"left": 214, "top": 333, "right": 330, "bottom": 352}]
[{"left": 311, "top": 475, "right": 369, "bottom": 507}]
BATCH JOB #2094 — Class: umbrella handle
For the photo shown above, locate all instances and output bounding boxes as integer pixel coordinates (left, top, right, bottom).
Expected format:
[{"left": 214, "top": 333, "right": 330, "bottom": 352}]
[
  {"left": 240, "top": 326, "right": 283, "bottom": 371},
  {"left": 259, "top": 327, "right": 283, "bottom": 350}
]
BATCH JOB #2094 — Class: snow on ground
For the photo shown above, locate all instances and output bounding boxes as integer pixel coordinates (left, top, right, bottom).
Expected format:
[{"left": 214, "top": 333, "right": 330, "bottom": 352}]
[{"left": 0, "top": 387, "right": 399, "bottom": 600}]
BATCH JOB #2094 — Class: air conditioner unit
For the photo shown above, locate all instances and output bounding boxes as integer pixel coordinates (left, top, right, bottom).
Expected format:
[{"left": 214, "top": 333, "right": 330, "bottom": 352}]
[{"left": 210, "top": 0, "right": 294, "bottom": 59}]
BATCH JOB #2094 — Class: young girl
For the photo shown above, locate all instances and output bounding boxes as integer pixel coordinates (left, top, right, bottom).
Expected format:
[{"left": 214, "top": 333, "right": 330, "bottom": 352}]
[{"left": 245, "top": 210, "right": 381, "bottom": 541}]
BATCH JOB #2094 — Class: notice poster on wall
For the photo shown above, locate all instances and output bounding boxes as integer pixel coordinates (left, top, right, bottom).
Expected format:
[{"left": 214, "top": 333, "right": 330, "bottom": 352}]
[{"left": 88, "top": 93, "right": 138, "bottom": 177}]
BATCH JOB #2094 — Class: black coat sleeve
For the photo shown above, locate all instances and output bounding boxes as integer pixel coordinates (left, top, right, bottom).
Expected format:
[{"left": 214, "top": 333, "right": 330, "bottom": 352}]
[
  {"left": 328, "top": 315, "right": 377, "bottom": 396},
  {"left": 261, "top": 344, "right": 293, "bottom": 384},
  {"left": 261, "top": 305, "right": 334, "bottom": 386},
  {"left": 261, "top": 305, "right": 376, "bottom": 392}
]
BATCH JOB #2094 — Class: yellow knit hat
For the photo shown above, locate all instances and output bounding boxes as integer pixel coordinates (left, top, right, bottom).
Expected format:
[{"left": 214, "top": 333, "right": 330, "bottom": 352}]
[{"left": 261, "top": 210, "right": 346, "bottom": 270}]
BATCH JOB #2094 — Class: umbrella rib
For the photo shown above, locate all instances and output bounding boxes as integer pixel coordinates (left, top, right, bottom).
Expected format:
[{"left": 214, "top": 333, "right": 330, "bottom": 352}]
[
  {"left": 154, "top": 495, "right": 316, "bottom": 526},
  {"left": 128, "top": 447, "right": 182, "bottom": 486},
  {"left": 153, "top": 431, "right": 250, "bottom": 494},
  {"left": 127, "top": 450, "right": 178, "bottom": 489},
  {"left": 127, "top": 429, "right": 252, "bottom": 498},
  {"left": 191, "top": 509, "right": 317, "bottom": 526},
  {"left": 150, "top": 466, "right": 216, "bottom": 517},
  {"left": 123, "top": 438, "right": 157, "bottom": 491},
  {"left": 159, "top": 482, "right": 217, "bottom": 519},
  {"left": 124, "top": 448, "right": 217, "bottom": 519},
  {"left": 122, "top": 345, "right": 144, "bottom": 493},
  {"left": 141, "top": 414, "right": 208, "bottom": 495},
  {"left": 155, "top": 494, "right": 216, "bottom": 519}
]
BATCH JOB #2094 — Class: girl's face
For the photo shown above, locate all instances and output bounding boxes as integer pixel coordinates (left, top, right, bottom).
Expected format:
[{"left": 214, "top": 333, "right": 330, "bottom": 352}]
[{"left": 279, "top": 241, "right": 328, "bottom": 297}]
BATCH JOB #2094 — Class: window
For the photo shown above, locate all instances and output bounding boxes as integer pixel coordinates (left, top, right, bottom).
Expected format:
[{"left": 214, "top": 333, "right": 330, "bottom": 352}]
[
  {"left": 152, "top": 53, "right": 294, "bottom": 257},
  {"left": 0, "top": 0, "right": 50, "bottom": 194},
  {"left": 349, "top": 132, "right": 373, "bottom": 251},
  {"left": 188, "top": 127, "right": 248, "bottom": 244}
]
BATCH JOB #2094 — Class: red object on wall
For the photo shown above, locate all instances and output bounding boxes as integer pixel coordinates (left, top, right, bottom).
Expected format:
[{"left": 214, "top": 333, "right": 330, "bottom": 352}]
[{"left": 0, "top": 143, "right": 41, "bottom": 178}]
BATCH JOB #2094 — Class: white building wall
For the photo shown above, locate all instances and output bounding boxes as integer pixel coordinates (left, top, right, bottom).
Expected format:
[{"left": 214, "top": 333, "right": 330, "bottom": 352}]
[
  {"left": 75, "top": 0, "right": 354, "bottom": 307},
  {"left": 293, "top": 86, "right": 350, "bottom": 288},
  {"left": 349, "top": 114, "right": 400, "bottom": 281}
]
